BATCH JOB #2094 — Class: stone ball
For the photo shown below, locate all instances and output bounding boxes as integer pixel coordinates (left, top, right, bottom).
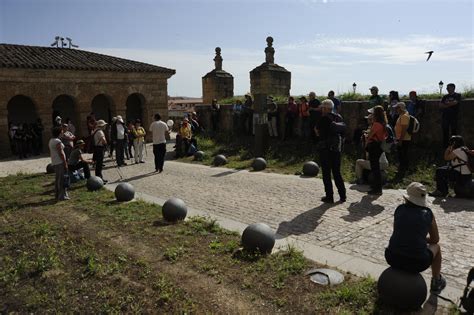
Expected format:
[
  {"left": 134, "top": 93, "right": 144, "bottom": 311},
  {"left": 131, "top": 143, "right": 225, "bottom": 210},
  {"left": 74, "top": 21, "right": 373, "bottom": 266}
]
[
  {"left": 252, "top": 157, "right": 267, "bottom": 171},
  {"left": 114, "top": 182, "right": 135, "bottom": 202},
  {"left": 368, "top": 170, "right": 388, "bottom": 186},
  {"left": 241, "top": 223, "right": 275, "bottom": 254},
  {"left": 194, "top": 150, "right": 205, "bottom": 161},
  {"left": 162, "top": 197, "right": 188, "bottom": 222},
  {"left": 46, "top": 163, "right": 55, "bottom": 174},
  {"left": 303, "top": 161, "right": 320, "bottom": 177},
  {"left": 377, "top": 267, "right": 427, "bottom": 311},
  {"left": 86, "top": 176, "right": 104, "bottom": 191},
  {"left": 213, "top": 154, "right": 227, "bottom": 166}
]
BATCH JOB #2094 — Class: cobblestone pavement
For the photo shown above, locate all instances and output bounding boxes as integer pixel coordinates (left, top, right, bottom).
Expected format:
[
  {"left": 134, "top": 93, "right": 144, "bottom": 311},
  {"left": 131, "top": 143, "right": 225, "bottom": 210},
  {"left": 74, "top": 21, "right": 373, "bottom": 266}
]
[{"left": 1, "top": 143, "right": 473, "bottom": 291}]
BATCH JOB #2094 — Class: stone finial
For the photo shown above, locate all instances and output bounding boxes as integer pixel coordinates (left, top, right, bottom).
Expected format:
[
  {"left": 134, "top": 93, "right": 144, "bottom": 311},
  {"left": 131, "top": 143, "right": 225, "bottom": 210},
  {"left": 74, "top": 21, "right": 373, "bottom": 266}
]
[
  {"left": 214, "top": 47, "right": 223, "bottom": 70},
  {"left": 265, "top": 36, "right": 275, "bottom": 64}
]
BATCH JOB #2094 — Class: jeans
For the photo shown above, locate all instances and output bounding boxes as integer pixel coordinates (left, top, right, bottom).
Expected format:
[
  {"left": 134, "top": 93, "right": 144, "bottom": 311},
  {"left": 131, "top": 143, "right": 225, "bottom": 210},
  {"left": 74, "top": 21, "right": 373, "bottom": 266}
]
[
  {"left": 368, "top": 142, "right": 383, "bottom": 192},
  {"left": 442, "top": 112, "right": 458, "bottom": 148},
  {"left": 153, "top": 143, "right": 166, "bottom": 171},
  {"left": 397, "top": 141, "right": 411, "bottom": 176},
  {"left": 319, "top": 149, "right": 346, "bottom": 198},
  {"left": 69, "top": 161, "right": 91, "bottom": 179},
  {"left": 94, "top": 146, "right": 105, "bottom": 179},
  {"left": 115, "top": 139, "right": 125, "bottom": 165},
  {"left": 53, "top": 163, "right": 68, "bottom": 200}
]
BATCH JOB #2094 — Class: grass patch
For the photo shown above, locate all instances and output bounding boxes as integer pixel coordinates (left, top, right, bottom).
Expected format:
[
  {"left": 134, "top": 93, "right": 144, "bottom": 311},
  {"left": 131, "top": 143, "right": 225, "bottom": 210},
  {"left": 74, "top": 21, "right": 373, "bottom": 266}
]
[{"left": 0, "top": 173, "right": 434, "bottom": 313}]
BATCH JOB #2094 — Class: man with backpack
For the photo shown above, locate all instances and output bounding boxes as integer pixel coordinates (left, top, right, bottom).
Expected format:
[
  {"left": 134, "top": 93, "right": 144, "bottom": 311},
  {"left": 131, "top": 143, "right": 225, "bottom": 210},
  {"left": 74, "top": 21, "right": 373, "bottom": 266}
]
[{"left": 393, "top": 102, "right": 412, "bottom": 179}]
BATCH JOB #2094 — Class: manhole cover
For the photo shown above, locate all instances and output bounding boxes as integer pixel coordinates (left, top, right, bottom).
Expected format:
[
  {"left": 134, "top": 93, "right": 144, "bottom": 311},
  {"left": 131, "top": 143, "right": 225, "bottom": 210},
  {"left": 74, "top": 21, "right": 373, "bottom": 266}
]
[{"left": 306, "top": 268, "right": 344, "bottom": 286}]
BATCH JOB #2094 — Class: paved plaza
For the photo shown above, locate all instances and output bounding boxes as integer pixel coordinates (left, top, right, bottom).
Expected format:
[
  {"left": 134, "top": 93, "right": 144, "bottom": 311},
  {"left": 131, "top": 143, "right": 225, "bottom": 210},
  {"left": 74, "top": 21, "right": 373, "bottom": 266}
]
[{"left": 1, "top": 142, "right": 472, "bottom": 302}]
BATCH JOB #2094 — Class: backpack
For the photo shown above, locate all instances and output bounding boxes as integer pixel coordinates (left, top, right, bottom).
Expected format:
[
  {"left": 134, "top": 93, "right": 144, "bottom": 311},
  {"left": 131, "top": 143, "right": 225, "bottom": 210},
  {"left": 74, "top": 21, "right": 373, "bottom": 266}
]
[
  {"left": 407, "top": 115, "right": 420, "bottom": 135},
  {"left": 460, "top": 268, "right": 474, "bottom": 314},
  {"left": 385, "top": 124, "right": 395, "bottom": 143},
  {"left": 461, "top": 147, "right": 474, "bottom": 173}
]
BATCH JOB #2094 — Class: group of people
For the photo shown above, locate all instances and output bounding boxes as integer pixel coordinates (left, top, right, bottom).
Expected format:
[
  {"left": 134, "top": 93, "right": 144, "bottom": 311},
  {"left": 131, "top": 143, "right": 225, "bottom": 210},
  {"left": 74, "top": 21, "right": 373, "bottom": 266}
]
[
  {"left": 175, "top": 111, "right": 202, "bottom": 158},
  {"left": 48, "top": 112, "right": 171, "bottom": 202},
  {"left": 8, "top": 119, "right": 44, "bottom": 158}
]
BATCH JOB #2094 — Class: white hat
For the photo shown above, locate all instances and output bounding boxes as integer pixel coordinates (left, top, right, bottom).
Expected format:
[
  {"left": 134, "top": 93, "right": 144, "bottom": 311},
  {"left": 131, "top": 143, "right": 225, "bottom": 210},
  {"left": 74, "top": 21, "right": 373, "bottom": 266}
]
[
  {"left": 392, "top": 102, "right": 406, "bottom": 110},
  {"left": 367, "top": 107, "right": 375, "bottom": 114},
  {"left": 320, "top": 99, "right": 334, "bottom": 109},
  {"left": 116, "top": 115, "right": 124, "bottom": 123},
  {"left": 403, "top": 182, "right": 432, "bottom": 207},
  {"left": 96, "top": 119, "right": 107, "bottom": 127}
]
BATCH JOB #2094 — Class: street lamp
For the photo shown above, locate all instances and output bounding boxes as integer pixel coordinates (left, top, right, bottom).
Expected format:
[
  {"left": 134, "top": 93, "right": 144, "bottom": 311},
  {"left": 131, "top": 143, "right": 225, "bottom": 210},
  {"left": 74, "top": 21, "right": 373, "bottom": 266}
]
[
  {"left": 352, "top": 82, "right": 357, "bottom": 94},
  {"left": 438, "top": 81, "right": 444, "bottom": 94}
]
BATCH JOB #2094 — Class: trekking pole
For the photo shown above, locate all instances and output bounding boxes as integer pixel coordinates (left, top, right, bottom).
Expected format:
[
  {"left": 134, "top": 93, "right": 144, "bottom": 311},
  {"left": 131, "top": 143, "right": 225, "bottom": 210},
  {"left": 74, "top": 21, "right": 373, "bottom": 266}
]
[{"left": 115, "top": 159, "right": 124, "bottom": 181}]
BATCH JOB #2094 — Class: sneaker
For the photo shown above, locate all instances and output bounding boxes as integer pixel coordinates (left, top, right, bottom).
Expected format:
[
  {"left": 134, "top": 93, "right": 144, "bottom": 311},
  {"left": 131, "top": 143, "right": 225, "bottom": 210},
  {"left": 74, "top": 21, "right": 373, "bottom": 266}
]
[
  {"left": 429, "top": 190, "right": 448, "bottom": 198},
  {"left": 321, "top": 196, "right": 334, "bottom": 203},
  {"left": 430, "top": 275, "right": 446, "bottom": 293},
  {"left": 339, "top": 196, "right": 347, "bottom": 202}
]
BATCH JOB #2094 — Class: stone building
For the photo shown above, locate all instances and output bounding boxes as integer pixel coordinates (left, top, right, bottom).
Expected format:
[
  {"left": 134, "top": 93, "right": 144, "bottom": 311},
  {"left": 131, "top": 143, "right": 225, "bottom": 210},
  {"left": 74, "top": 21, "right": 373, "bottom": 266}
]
[
  {"left": 250, "top": 37, "right": 291, "bottom": 97},
  {"left": 0, "top": 43, "right": 175, "bottom": 157},
  {"left": 202, "top": 47, "right": 234, "bottom": 104}
]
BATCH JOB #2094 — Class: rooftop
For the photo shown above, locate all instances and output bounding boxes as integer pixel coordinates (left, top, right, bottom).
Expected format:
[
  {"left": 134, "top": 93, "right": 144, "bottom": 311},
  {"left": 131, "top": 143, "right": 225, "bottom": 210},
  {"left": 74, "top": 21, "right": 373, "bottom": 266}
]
[{"left": 0, "top": 43, "right": 175, "bottom": 74}]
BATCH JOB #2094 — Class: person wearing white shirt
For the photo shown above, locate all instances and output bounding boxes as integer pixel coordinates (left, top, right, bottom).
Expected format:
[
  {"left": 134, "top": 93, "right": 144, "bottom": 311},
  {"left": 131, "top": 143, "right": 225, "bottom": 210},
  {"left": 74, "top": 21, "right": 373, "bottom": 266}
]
[
  {"left": 149, "top": 113, "right": 169, "bottom": 173},
  {"left": 49, "top": 127, "right": 69, "bottom": 201}
]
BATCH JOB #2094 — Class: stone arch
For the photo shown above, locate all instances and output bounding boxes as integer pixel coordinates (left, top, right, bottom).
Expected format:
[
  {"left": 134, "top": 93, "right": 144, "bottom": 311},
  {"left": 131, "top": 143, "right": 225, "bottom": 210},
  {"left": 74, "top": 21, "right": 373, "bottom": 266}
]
[
  {"left": 52, "top": 94, "right": 78, "bottom": 126},
  {"left": 7, "top": 95, "right": 38, "bottom": 125},
  {"left": 126, "top": 93, "right": 145, "bottom": 123},
  {"left": 91, "top": 94, "right": 115, "bottom": 123}
]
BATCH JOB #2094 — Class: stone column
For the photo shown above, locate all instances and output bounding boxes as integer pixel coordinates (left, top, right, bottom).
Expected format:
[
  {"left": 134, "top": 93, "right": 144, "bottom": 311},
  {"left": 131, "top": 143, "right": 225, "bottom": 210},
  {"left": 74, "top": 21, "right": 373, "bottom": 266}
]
[{"left": 202, "top": 47, "right": 234, "bottom": 104}]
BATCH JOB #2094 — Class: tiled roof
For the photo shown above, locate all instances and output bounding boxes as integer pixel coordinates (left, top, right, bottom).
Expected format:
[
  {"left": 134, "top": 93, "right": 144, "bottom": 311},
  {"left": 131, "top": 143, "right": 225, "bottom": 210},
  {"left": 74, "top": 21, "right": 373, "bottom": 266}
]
[{"left": 0, "top": 44, "right": 175, "bottom": 74}]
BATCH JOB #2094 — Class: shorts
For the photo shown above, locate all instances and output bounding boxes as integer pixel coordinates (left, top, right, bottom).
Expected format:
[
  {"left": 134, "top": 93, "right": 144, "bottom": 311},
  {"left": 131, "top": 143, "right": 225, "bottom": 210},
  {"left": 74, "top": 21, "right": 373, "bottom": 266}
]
[{"left": 385, "top": 247, "right": 433, "bottom": 273}]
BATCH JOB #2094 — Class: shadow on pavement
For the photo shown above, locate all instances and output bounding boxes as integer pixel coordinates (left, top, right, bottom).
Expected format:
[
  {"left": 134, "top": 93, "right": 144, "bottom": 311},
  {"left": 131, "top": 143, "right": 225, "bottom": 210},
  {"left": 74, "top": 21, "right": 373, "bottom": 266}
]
[
  {"left": 211, "top": 170, "right": 243, "bottom": 178},
  {"left": 342, "top": 195, "right": 385, "bottom": 222},
  {"left": 432, "top": 196, "right": 474, "bottom": 213},
  {"left": 110, "top": 171, "right": 158, "bottom": 184},
  {"left": 276, "top": 203, "right": 336, "bottom": 238}
]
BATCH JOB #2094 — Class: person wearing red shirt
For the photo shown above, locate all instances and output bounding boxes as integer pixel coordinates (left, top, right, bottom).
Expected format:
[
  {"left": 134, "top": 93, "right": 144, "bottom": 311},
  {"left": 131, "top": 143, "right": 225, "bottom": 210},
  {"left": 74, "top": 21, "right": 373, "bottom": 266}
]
[{"left": 365, "top": 105, "right": 388, "bottom": 195}]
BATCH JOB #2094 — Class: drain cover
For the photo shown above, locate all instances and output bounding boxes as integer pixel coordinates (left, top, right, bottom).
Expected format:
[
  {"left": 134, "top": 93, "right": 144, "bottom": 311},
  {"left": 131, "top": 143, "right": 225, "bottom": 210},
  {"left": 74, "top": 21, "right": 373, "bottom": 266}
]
[{"left": 306, "top": 268, "right": 344, "bottom": 286}]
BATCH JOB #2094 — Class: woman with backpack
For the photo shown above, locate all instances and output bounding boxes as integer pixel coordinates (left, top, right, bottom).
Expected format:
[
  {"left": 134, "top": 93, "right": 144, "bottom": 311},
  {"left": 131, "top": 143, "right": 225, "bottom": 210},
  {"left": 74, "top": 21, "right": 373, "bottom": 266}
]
[{"left": 429, "top": 135, "right": 472, "bottom": 198}]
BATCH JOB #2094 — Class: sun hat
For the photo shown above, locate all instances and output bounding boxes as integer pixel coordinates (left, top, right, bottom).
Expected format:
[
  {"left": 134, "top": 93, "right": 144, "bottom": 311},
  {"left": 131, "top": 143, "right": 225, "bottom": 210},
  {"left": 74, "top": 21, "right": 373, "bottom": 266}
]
[
  {"left": 369, "top": 86, "right": 379, "bottom": 91},
  {"left": 403, "top": 182, "right": 432, "bottom": 207},
  {"left": 367, "top": 107, "right": 375, "bottom": 114},
  {"left": 96, "top": 119, "right": 107, "bottom": 127},
  {"left": 392, "top": 102, "right": 406, "bottom": 110},
  {"left": 116, "top": 115, "right": 124, "bottom": 123},
  {"left": 75, "top": 140, "right": 85, "bottom": 147}
]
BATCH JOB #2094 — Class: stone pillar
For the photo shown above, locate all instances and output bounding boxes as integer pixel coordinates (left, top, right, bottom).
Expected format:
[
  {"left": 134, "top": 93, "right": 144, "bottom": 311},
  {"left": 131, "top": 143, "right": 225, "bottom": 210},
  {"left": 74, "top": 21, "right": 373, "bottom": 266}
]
[
  {"left": 250, "top": 36, "right": 291, "bottom": 97},
  {"left": 202, "top": 47, "right": 234, "bottom": 104}
]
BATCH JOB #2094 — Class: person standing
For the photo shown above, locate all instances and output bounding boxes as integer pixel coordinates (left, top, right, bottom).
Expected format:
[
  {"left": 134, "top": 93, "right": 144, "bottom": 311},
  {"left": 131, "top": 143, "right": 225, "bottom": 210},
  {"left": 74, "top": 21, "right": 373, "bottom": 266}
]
[
  {"left": 298, "top": 96, "right": 310, "bottom": 138},
  {"left": 328, "top": 90, "right": 341, "bottom": 114},
  {"left": 393, "top": 102, "right": 411, "bottom": 179},
  {"left": 315, "top": 99, "right": 347, "bottom": 203},
  {"left": 285, "top": 96, "right": 298, "bottom": 139},
  {"left": 365, "top": 106, "right": 388, "bottom": 195},
  {"left": 267, "top": 97, "right": 279, "bottom": 138},
  {"left": 440, "top": 83, "right": 462, "bottom": 148},
  {"left": 92, "top": 120, "right": 108, "bottom": 183},
  {"left": 308, "top": 91, "right": 321, "bottom": 143},
  {"left": 210, "top": 99, "right": 220, "bottom": 133},
  {"left": 111, "top": 115, "right": 127, "bottom": 166},
  {"left": 133, "top": 119, "right": 146, "bottom": 164},
  {"left": 149, "top": 113, "right": 169, "bottom": 173},
  {"left": 60, "top": 123, "right": 75, "bottom": 160},
  {"left": 368, "top": 86, "right": 383, "bottom": 106},
  {"left": 49, "top": 127, "right": 69, "bottom": 201},
  {"left": 407, "top": 91, "right": 425, "bottom": 119},
  {"left": 243, "top": 94, "right": 253, "bottom": 135}
]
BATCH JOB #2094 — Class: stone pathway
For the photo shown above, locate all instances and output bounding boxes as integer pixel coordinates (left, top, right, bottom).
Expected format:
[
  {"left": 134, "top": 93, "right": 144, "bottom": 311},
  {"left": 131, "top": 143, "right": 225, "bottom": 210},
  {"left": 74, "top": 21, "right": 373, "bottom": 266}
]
[{"left": 1, "top": 143, "right": 473, "bottom": 297}]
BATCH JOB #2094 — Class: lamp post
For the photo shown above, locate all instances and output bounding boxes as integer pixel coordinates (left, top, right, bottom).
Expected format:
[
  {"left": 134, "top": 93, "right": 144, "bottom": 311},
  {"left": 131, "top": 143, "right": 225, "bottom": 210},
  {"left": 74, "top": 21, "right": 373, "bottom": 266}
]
[
  {"left": 352, "top": 82, "right": 357, "bottom": 94},
  {"left": 438, "top": 81, "right": 444, "bottom": 95}
]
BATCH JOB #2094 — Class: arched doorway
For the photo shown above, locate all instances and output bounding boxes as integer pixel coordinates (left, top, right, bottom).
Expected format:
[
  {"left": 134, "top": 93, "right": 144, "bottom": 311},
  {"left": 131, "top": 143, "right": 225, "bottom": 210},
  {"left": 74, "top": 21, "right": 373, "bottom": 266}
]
[
  {"left": 126, "top": 93, "right": 144, "bottom": 123},
  {"left": 91, "top": 94, "right": 114, "bottom": 123},
  {"left": 52, "top": 94, "right": 77, "bottom": 127},
  {"left": 7, "top": 95, "right": 38, "bottom": 125}
]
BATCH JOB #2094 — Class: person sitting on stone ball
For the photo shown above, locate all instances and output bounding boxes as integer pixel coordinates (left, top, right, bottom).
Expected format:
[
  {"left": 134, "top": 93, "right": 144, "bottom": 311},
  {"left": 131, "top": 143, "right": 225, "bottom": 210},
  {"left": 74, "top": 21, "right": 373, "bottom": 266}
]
[
  {"left": 429, "top": 135, "right": 472, "bottom": 198},
  {"left": 385, "top": 182, "right": 446, "bottom": 293},
  {"left": 68, "top": 140, "right": 92, "bottom": 179}
]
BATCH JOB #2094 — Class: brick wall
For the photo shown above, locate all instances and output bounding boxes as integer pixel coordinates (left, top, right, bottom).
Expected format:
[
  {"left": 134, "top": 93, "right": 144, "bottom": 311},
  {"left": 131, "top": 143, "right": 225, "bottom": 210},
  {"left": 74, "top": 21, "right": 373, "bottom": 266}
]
[{"left": 0, "top": 68, "right": 173, "bottom": 158}]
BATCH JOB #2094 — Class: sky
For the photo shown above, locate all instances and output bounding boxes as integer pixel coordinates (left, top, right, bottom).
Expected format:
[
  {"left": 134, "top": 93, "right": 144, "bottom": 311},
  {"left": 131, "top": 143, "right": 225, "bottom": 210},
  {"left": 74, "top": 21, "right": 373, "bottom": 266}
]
[{"left": 1, "top": 0, "right": 473, "bottom": 97}]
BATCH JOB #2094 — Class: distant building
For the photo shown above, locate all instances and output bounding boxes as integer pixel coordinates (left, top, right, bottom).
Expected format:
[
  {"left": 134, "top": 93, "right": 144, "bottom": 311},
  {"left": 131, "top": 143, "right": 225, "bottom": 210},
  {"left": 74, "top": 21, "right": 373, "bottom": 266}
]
[
  {"left": 0, "top": 43, "right": 175, "bottom": 157},
  {"left": 168, "top": 98, "right": 203, "bottom": 117}
]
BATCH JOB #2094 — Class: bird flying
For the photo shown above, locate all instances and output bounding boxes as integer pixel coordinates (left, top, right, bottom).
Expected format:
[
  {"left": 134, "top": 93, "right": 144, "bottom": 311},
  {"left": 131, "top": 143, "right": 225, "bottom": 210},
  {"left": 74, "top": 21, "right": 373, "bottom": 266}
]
[{"left": 425, "top": 51, "right": 434, "bottom": 61}]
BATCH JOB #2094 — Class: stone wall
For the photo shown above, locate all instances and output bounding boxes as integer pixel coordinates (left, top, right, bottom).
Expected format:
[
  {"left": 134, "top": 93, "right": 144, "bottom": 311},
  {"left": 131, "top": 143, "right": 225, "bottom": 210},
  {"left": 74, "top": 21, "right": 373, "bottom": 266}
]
[
  {"left": 195, "top": 99, "right": 474, "bottom": 148},
  {"left": 0, "top": 68, "right": 173, "bottom": 157},
  {"left": 202, "top": 72, "right": 234, "bottom": 104}
]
